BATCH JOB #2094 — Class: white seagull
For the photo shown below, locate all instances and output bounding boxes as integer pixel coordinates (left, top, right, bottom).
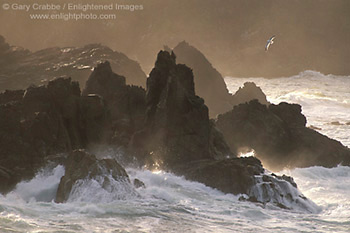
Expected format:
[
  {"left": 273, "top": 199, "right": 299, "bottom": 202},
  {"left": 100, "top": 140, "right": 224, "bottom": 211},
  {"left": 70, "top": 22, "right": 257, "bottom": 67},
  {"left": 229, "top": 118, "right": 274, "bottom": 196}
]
[{"left": 265, "top": 35, "right": 275, "bottom": 51}]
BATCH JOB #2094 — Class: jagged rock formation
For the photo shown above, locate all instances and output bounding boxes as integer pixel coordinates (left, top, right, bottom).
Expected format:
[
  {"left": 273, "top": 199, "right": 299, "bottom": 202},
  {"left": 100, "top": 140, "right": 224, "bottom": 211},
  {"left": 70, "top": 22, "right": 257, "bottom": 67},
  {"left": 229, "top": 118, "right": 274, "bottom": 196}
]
[
  {"left": 55, "top": 149, "right": 131, "bottom": 203},
  {"left": 173, "top": 41, "right": 233, "bottom": 117},
  {"left": 216, "top": 100, "right": 350, "bottom": 171},
  {"left": 231, "top": 82, "right": 269, "bottom": 106},
  {"left": 0, "top": 35, "right": 146, "bottom": 91},
  {"left": 0, "top": 77, "right": 106, "bottom": 193},
  {"left": 177, "top": 157, "right": 264, "bottom": 195},
  {"left": 130, "top": 51, "right": 233, "bottom": 168},
  {"left": 127, "top": 51, "right": 314, "bottom": 210},
  {"left": 83, "top": 61, "right": 146, "bottom": 146},
  {"left": 173, "top": 41, "right": 268, "bottom": 117}
]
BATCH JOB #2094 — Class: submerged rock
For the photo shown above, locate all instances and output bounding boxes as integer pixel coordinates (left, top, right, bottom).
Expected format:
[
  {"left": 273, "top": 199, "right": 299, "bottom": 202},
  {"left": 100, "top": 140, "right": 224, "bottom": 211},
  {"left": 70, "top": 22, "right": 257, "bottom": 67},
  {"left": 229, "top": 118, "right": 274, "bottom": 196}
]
[
  {"left": 216, "top": 100, "right": 350, "bottom": 171},
  {"left": 55, "top": 150, "right": 131, "bottom": 203},
  {"left": 133, "top": 179, "right": 146, "bottom": 189},
  {"left": 247, "top": 173, "right": 319, "bottom": 212}
]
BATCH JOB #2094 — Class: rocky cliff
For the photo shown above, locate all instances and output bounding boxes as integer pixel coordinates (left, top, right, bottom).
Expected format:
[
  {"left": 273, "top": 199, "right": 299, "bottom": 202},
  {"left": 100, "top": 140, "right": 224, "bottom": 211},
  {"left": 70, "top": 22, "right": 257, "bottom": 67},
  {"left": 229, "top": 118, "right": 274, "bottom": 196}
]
[
  {"left": 172, "top": 41, "right": 269, "bottom": 117},
  {"left": 0, "top": 35, "right": 146, "bottom": 91},
  {"left": 216, "top": 100, "right": 350, "bottom": 171},
  {"left": 0, "top": 77, "right": 106, "bottom": 193},
  {"left": 173, "top": 41, "right": 233, "bottom": 117},
  {"left": 130, "top": 51, "right": 233, "bottom": 168},
  {"left": 83, "top": 61, "right": 146, "bottom": 147}
]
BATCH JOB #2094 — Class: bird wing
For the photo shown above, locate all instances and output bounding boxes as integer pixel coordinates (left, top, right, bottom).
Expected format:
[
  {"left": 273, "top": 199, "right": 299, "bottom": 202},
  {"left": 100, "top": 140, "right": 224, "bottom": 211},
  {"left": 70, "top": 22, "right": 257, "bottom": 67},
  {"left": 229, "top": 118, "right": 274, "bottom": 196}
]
[{"left": 265, "top": 35, "right": 276, "bottom": 51}]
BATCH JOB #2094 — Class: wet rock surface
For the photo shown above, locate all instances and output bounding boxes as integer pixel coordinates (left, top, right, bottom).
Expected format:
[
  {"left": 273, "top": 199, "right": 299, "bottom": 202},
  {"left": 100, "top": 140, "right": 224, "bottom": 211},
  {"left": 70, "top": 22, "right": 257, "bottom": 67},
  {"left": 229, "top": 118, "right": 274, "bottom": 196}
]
[{"left": 55, "top": 149, "right": 130, "bottom": 203}]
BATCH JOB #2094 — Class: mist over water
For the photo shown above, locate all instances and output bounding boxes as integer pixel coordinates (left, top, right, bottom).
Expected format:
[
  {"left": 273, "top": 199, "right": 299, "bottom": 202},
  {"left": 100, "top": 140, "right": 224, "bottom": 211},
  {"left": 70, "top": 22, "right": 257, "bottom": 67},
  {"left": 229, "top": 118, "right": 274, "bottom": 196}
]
[{"left": 1, "top": 71, "right": 350, "bottom": 232}]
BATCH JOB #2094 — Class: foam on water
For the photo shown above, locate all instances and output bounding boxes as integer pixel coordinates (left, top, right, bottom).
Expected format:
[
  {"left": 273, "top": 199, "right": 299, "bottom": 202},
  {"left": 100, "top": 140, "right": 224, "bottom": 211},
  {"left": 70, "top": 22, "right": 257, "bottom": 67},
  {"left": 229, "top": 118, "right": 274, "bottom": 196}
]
[
  {"left": 0, "top": 164, "right": 346, "bottom": 232},
  {"left": 249, "top": 173, "right": 320, "bottom": 213}
]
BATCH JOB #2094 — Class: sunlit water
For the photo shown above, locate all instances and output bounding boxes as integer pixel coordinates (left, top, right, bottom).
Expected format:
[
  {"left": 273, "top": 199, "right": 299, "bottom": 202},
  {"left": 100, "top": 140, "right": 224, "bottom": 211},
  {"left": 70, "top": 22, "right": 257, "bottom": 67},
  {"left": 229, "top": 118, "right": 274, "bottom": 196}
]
[{"left": 1, "top": 71, "right": 349, "bottom": 232}]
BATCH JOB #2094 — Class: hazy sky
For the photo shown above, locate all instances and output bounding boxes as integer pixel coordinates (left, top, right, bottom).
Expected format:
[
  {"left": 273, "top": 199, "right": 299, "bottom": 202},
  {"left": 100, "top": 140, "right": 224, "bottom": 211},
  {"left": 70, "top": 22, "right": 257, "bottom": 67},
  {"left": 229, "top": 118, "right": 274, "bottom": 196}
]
[{"left": 1, "top": 0, "right": 350, "bottom": 77}]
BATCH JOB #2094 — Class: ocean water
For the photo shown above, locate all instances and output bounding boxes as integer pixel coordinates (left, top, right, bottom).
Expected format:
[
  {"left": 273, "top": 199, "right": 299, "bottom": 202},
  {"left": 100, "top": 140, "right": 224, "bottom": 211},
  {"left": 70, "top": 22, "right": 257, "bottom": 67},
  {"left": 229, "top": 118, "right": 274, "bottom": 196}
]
[{"left": 1, "top": 71, "right": 349, "bottom": 232}]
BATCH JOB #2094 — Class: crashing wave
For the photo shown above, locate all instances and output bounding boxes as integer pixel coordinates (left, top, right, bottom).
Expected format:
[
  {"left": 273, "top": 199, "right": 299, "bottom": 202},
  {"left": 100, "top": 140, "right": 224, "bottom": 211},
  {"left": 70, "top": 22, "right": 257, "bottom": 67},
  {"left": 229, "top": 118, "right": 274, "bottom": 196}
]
[{"left": 247, "top": 172, "right": 321, "bottom": 213}]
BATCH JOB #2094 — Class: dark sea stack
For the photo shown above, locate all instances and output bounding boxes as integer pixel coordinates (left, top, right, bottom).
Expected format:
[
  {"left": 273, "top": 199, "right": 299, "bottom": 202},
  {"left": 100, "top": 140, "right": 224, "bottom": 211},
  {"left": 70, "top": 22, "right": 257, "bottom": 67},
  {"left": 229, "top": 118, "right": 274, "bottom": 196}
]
[
  {"left": 231, "top": 82, "right": 269, "bottom": 106},
  {"left": 130, "top": 50, "right": 232, "bottom": 168},
  {"left": 173, "top": 41, "right": 233, "bottom": 118},
  {"left": 128, "top": 51, "right": 314, "bottom": 210},
  {"left": 83, "top": 61, "right": 146, "bottom": 146},
  {"left": 0, "top": 35, "right": 146, "bottom": 91},
  {"left": 0, "top": 77, "right": 106, "bottom": 194},
  {"left": 216, "top": 100, "right": 350, "bottom": 171},
  {"left": 55, "top": 150, "right": 130, "bottom": 203}
]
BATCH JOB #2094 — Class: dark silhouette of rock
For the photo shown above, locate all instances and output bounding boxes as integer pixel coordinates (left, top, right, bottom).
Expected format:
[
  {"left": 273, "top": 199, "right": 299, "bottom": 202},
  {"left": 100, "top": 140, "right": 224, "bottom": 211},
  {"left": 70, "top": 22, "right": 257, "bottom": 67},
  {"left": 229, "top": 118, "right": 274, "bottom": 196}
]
[
  {"left": 130, "top": 51, "right": 233, "bottom": 168},
  {"left": 0, "top": 90, "right": 25, "bottom": 105},
  {"left": 0, "top": 35, "right": 146, "bottom": 91},
  {"left": 216, "top": 100, "right": 350, "bottom": 171},
  {"left": 172, "top": 42, "right": 269, "bottom": 117},
  {"left": 83, "top": 61, "right": 146, "bottom": 146},
  {"left": 0, "top": 77, "right": 106, "bottom": 193},
  {"left": 173, "top": 41, "right": 233, "bottom": 117},
  {"left": 176, "top": 157, "right": 263, "bottom": 195},
  {"left": 231, "top": 82, "right": 269, "bottom": 106},
  {"left": 128, "top": 51, "right": 314, "bottom": 210},
  {"left": 55, "top": 149, "right": 130, "bottom": 203}
]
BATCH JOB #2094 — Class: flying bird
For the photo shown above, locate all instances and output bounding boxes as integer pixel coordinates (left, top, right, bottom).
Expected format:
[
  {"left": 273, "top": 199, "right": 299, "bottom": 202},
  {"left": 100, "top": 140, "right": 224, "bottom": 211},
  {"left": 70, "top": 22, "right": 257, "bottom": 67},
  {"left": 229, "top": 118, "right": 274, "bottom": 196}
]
[{"left": 265, "top": 35, "right": 275, "bottom": 51}]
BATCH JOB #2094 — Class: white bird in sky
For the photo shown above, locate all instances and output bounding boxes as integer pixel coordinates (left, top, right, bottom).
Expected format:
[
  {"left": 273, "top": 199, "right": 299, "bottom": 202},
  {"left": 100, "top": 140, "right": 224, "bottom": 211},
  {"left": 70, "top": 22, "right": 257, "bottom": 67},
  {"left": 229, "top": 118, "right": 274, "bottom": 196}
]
[{"left": 265, "top": 35, "right": 275, "bottom": 51}]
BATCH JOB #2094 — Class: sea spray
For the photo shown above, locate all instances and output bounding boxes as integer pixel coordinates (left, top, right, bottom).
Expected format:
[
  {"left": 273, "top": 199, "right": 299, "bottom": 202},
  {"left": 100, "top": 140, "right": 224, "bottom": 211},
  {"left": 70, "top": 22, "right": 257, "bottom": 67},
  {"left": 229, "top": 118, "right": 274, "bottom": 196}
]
[
  {"left": 1, "top": 163, "right": 350, "bottom": 232},
  {"left": 249, "top": 173, "right": 321, "bottom": 213},
  {"left": 67, "top": 175, "right": 138, "bottom": 203},
  {"left": 6, "top": 165, "right": 65, "bottom": 202}
]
